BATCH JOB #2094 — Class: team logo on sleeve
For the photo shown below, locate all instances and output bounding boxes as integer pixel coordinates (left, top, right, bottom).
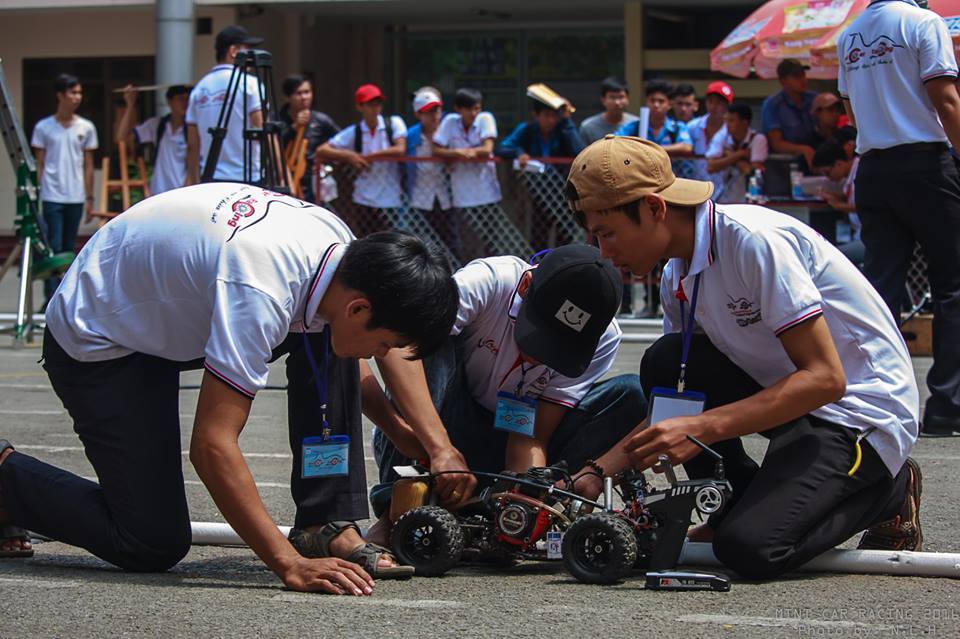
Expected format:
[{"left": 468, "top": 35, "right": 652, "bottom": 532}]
[
  {"left": 555, "top": 300, "right": 590, "bottom": 332},
  {"left": 727, "top": 297, "right": 762, "bottom": 327}
]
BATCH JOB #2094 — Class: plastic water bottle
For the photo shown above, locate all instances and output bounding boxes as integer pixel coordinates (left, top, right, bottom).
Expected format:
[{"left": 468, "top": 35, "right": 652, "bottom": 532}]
[
  {"left": 790, "top": 162, "right": 803, "bottom": 199},
  {"left": 747, "top": 168, "right": 764, "bottom": 203}
]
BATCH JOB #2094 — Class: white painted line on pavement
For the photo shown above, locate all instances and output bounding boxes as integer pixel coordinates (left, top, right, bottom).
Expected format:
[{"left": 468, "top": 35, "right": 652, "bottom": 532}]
[
  {"left": 0, "top": 576, "right": 81, "bottom": 588},
  {"left": 18, "top": 444, "right": 375, "bottom": 463},
  {"left": 0, "top": 383, "right": 50, "bottom": 390},
  {"left": 0, "top": 409, "right": 63, "bottom": 415},
  {"left": 75, "top": 475, "right": 290, "bottom": 489},
  {"left": 676, "top": 614, "right": 892, "bottom": 632},
  {"left": 272, "top": 593, "right": 465, "bottom": 609}
]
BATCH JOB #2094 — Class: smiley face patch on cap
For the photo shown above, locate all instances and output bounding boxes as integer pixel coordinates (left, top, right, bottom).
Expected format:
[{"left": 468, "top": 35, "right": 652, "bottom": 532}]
[{"left": 555, "top": 300, "right": 591, "bottom": 333}]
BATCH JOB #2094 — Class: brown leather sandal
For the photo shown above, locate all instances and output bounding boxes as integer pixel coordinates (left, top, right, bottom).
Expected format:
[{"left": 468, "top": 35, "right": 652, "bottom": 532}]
[{"left": 289, "top": 521, "right": 414, "bottom": 579}]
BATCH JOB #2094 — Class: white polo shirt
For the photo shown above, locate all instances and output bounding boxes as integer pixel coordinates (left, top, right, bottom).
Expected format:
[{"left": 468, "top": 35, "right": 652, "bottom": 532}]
[
  {"left": 838, "top": 0, "right": 958, "bottom": 153},
  {"left": 186, "top": 64, "right": 262, "bottom": 181},
  {"left": 45, "top": 182, "right": 355, "bottom": 398},
  {"left": 327, "top": 115, "right": 408, "bottom": 208},
  {"left": 433, "top": 112, "right": 502, "bottom": 207},
  {"left": 31, "top": 115, "right": 98, "bottom": 204},
  {"left": 705, "top": 128, "right": 769, "bottom": 204},
  {"left": 659, "top": 201, "right": 918, "bottom": 475},
  {"left": 134, "top": 116, "right": 187, "bottom": 194},
  {"left": 452, "top": 256, "right": 621, "bottom": 412}
]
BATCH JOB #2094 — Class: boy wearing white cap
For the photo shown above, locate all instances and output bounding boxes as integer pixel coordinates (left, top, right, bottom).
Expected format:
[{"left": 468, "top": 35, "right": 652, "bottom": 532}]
[{"left": 406, "top": 87, "right": 458, "bottom": 258}]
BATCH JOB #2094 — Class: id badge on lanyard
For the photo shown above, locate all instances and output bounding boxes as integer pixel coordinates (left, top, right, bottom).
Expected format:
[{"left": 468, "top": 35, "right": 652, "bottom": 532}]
[
  {"left": 649, "top": 273, "right": 706, "bottom": 422},
  {"left": 300, "top": 322, "right": 349, "bottom": 478},
  {"left": 494, "top": 360, "right": 537, "bottom": 437}
]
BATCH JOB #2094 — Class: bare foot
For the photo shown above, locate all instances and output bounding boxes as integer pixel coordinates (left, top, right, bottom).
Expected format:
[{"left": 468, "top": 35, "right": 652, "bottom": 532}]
[
  {"left": 305, "top": 523, "right": 398, "bottom": 569},
  {"left": 364, "top": 514, "right": 391, "bottom": 548},
  {"left": 687, "top": 522, "right": 714, "bottom": 543},
  {"left": 0, "top": 446, "right": 32, "bottom": 555}
]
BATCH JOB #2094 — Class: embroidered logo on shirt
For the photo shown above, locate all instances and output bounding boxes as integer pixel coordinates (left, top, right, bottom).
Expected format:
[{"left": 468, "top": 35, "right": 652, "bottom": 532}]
[
  {"left": 727, "top": 297, "right": 762, "bottom": 327},
  {"left": 555, "top": 300, "right": 591, "bottom": 332}
]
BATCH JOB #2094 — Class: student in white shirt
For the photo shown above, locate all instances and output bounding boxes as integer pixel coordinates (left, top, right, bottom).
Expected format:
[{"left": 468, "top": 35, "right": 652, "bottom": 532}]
[
  {"left": 318, "top": 84, "right": 407, "bottom": 233},
  {"left": 365, "top": 245, "right": 646, "bottom": 545},
  {"left": 839, "top": 0, "right": 960, "bottom": 437},
  {"left": 186, "top": 25, "right": 264, "bottom": 184},
  {"left": 565, "top": 136, "right": 921, "bottom": 580},
  {"left": 0, "top": 183, "right": 461, "bottom": 585},
  {"left": 432, "top": 88, "right": 502, "bottom": 209},
  {"left": 706, "top": 102, "right": 769, "bottom": 203},
  {"left": 116, "top": 84, "right": 191, "bottom": 195},
  {"left": 30, "top": 73, "right": 98, "bottom": 305}
]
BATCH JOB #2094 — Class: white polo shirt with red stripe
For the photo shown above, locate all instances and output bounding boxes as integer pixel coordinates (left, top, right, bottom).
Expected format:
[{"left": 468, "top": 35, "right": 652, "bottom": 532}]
[
  {"left": 837, "top": 0, "right": 959, "bottom": 154},
  {"left": 45, "top": 182, "right": 355, "bottom": 398},
  {"left": 659, "top": 201, "right": 918, "bottom": 475},
  {"left": 452, "top": 256, "right": 621, "bottom": 412}
]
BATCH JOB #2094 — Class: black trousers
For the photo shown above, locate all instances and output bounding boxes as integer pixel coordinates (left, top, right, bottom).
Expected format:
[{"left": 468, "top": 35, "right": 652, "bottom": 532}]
[
  {"left": 856, "top": 143, "right": 960, "bottom": 420},
  {"left": 640, "top": 334, "right": 909, "bottom": 580},
  {"left": 0, "top": 329, "right": 366, "bottom": 572}
]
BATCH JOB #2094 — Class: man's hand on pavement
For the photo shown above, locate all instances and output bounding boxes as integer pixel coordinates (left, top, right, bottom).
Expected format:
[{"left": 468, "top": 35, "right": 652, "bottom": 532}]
[{"left": 281, "top": 556, "right": 374, "bottom": 595}]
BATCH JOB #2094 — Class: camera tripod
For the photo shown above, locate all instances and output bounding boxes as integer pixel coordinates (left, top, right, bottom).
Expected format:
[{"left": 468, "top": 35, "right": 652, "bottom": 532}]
[
  {"left": 201, "top": 49, "right": 291, "bottom": 193},
  {"left": 0, "top": 58, "right": 74, "bottom": 346}
]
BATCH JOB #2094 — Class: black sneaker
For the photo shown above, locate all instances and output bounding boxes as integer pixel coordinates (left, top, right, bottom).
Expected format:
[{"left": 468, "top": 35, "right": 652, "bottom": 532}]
[
  {"left": 920, "top": 413, "right": 960, "bottom": 438},
  {"left": 857, "top": 458, "right": 922, "bottom": 552}
]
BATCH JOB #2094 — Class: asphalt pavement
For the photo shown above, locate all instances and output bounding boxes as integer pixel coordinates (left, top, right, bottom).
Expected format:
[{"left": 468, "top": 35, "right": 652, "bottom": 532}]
[{"left": 0, "top": 276, "right": 957, "bottom": 639}]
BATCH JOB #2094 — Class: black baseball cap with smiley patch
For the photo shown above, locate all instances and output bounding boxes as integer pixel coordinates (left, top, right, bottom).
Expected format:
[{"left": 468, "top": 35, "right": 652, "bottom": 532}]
[{"left": 515, "top": 244, "right": 622, "bottom": 378}]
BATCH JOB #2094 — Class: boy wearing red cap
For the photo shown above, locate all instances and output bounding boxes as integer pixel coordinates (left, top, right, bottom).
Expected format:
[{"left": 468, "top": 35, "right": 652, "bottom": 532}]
[
  {"left": 318, "top": 84, "right": 407, "bottom": 233},
  {"left": 687, "top": 81, "right": 733, "bottom": 197}
]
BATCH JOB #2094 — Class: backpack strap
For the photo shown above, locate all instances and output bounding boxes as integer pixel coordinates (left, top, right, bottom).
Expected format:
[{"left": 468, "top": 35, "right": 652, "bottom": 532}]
[
  {"left": 155, "top": 113, "right": 172, "bottom": 150},
  {"left": 385, "top": 116, "right": 394, "bottom": 146}
]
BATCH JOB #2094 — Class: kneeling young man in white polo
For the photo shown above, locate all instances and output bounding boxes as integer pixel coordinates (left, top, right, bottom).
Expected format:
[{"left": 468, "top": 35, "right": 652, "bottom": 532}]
[
  {"left": 366, "top": 245, "right": 646, "bottom": 543},
  {"left": 564, "top": 136, "right": 921, "bottom": 580},
  {"left": 0, "top": 183, "right": 459, "bottom": 592}
]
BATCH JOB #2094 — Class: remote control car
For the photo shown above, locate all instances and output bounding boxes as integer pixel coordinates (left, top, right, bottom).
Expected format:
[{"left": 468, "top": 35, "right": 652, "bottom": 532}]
[
  {"left": 390, "top": 463, "right": 592, "bottom": 577},
  {"left": 561, "top": 436, "right": 732, "bottom": 584},
  {"left": 389, "top": 436, "right": 731, "bottom": 585}
]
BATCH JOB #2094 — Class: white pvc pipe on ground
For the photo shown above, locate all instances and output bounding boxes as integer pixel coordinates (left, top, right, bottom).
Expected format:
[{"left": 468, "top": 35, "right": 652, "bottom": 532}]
[
  {"left": 191, "top": 521, "right": 291, "bottom": 546},
  {"left": 191, "top": 522, "right": 960, "bottom": 578},
  {"left": 679, "top": 541, "right": 960, "bottom": 579}
]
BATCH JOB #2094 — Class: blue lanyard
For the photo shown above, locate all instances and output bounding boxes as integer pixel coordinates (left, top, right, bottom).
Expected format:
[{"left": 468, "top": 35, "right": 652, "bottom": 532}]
[
  {"left": 302, "top": 328, "right": 331, "bottom": 439},
  {"left": 677, "top": 274, "right": 701, "bottom": 393}
]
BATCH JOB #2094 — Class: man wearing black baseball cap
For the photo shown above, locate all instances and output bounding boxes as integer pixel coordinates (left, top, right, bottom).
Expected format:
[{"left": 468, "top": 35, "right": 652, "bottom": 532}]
[
  {"left": 364, "top": 245, "right": 645, "bottom": 544},
  {"left": 186, "top": 25, "right": 265, "bottom": 184}
]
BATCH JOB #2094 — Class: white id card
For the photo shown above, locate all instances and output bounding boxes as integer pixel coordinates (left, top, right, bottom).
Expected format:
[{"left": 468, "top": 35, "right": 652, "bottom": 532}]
[{"left": 648, "top": 387, "right": 706, "bottom": 425}]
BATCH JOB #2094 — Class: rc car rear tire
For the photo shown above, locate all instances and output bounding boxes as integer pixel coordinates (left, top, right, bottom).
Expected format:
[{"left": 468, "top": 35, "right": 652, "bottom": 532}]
[
  {"left": 391, "top": 505, "right": 464, "bottom": 577},
  {"left": 562, "top": 513, "right": 638, "bottom": 584}
]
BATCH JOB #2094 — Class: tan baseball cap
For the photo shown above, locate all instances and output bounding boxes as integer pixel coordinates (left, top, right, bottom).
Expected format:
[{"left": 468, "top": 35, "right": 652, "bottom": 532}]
[{"left": 566, "top": 135, "right": 714, "bottom": 212}]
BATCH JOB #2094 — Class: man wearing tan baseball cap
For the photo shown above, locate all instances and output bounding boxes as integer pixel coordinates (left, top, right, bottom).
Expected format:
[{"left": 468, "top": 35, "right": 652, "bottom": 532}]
[{"left": 564, "top": 135, "right": 923, "bottom": 581}]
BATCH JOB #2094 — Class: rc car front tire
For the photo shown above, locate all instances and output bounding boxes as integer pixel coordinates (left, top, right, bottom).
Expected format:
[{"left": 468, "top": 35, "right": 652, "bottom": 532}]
[
  {"left": 562, "top": 513, "right": 638, "bottom": 584},
  {"left": 391, "top": 505, "right": 464, "bottom": 577}
]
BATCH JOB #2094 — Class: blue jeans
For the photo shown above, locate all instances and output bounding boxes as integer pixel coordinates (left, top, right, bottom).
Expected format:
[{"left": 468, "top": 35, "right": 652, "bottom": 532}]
[
  {"left": 370, "top": 336, "right": 647, "bottom": 516},
  {"left": 40, "top": 201, "right": 83, "bottom": 301}
]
